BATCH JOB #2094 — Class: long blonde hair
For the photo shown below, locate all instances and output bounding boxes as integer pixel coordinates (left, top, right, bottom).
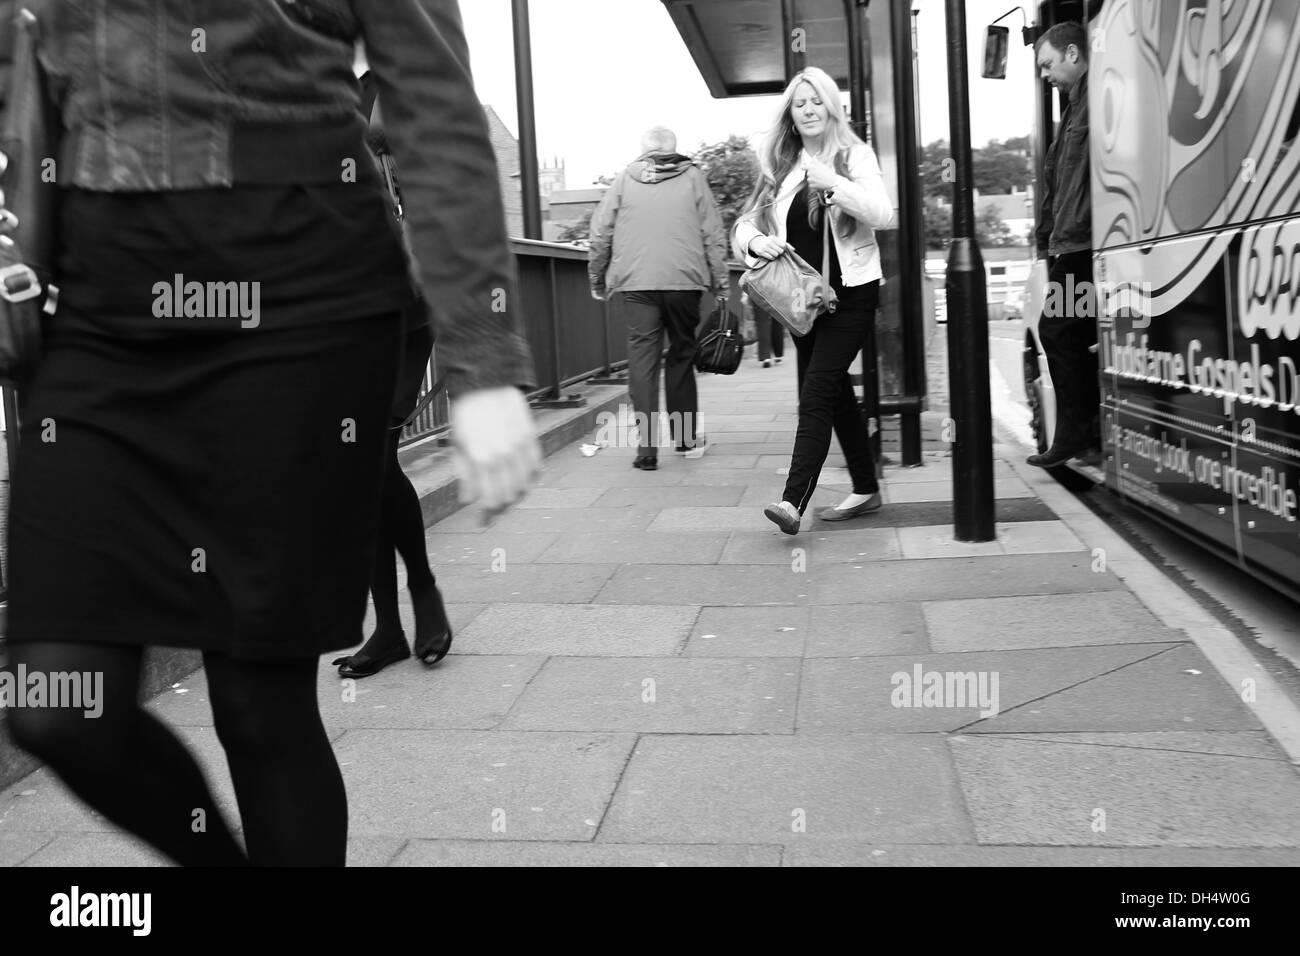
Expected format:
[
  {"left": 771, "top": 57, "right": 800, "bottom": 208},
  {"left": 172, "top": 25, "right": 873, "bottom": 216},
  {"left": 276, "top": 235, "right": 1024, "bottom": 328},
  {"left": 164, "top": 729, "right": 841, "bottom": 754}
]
[{"left": 739, "top": 67, "right": 864, "bottom": 239}]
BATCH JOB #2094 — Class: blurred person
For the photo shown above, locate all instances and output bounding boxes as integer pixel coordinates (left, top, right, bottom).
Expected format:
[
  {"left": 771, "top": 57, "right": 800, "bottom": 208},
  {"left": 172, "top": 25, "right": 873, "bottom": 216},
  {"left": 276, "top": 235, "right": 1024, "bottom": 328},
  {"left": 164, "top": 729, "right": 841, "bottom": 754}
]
[
  {"left": 333, "top": 74, "right": 451, "bottom": 680},
  {"left": 588, "top": 127, "right": 728, "bottom": 470},
  {"left": 1027, "top": 21, "right": 1097, "bottom": 468},
  {"left": 746, "top": 292, "right": 785, "bottom": 367},
  {"left": 2, "top": 0, "right": 537, "bottom": 866},
  {"left": 734, "top": 67, "right": 895, "bottom": 535}
]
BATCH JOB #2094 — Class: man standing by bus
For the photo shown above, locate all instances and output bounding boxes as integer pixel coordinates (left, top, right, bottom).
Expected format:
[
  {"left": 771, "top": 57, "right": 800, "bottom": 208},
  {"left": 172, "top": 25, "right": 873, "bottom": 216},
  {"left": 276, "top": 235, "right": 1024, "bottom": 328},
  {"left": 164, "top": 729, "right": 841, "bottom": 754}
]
[{"left": 1028, "top": 21, "right": 1098, "bottom": 468}]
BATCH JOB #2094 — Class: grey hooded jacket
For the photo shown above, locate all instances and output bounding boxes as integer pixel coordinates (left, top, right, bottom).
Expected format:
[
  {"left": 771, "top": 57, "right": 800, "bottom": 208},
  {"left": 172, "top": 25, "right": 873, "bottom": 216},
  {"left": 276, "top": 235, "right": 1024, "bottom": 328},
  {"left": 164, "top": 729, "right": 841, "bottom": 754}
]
[{"left": 588, "top": 152, "right": 728, "bottom": 297}]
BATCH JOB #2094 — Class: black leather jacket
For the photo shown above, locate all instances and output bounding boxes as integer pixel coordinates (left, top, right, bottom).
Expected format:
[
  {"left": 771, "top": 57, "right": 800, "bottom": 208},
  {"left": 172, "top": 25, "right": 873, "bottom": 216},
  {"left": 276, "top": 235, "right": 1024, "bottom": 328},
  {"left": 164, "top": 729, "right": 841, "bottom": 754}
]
[{"left": 0, "top": 0, "right": 534, "bottom": 394}]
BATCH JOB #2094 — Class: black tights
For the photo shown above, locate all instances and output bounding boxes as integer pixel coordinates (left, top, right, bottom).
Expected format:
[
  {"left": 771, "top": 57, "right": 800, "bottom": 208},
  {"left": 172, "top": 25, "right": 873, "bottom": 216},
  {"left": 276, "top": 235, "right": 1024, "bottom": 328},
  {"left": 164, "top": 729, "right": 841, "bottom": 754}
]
[
  {"left": 367, "top": 429, "right": 437, "bottom": 644},
  {"left": 6, "top": 642, "right": 345, "bottom": 866}
]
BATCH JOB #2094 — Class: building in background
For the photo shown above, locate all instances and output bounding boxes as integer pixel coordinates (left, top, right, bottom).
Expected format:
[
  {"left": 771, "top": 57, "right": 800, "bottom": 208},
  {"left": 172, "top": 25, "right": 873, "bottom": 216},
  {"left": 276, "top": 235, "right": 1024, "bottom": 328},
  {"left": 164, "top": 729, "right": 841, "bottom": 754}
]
[{"left": 483, "top": 104, "right": 567, "bottom": 239}]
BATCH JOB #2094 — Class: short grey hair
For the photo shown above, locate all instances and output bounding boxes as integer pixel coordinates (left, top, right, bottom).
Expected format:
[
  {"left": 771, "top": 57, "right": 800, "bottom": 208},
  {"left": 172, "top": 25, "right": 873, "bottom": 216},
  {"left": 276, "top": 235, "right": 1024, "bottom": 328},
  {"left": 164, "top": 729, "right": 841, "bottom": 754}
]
[{"left": 640, "top": 126, "right": 677, "bottom": 155}]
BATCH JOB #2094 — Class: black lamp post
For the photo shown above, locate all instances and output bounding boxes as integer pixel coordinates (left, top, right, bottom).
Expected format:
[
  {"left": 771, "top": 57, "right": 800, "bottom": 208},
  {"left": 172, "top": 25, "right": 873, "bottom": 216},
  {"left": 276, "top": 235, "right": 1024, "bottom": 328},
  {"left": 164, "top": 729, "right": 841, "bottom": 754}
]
[{"left": 943, "top": 0, "right": 995, "bottom": 541}]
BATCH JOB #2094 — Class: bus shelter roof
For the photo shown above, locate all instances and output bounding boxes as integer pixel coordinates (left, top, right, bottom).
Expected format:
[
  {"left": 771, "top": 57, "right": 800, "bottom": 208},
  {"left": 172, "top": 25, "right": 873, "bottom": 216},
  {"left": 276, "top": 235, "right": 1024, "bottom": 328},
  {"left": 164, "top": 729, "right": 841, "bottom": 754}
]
[{"left": 660, "top": 0, "right": 851, "bottom": 97}]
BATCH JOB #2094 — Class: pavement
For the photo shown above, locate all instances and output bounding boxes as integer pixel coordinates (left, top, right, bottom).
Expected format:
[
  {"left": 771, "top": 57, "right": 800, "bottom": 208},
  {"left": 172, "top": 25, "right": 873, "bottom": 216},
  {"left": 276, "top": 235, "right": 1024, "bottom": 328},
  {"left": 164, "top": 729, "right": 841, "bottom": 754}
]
[{"left": 4, "top": 333, "right": 1300, "bottom": 867}]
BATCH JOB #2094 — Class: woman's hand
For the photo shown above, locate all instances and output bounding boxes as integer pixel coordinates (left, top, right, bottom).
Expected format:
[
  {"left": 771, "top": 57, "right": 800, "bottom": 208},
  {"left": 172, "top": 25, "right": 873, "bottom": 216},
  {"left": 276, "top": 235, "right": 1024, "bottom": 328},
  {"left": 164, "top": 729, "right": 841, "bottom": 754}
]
[
  {"left": 451, "top": 387, "right": 542, "bottom": 521},
  {"left": 803, "top": 155, "right": 839, "bottom": 192},
  {"left": 748, "top": 235, "right": 792, "bottom": 260}
]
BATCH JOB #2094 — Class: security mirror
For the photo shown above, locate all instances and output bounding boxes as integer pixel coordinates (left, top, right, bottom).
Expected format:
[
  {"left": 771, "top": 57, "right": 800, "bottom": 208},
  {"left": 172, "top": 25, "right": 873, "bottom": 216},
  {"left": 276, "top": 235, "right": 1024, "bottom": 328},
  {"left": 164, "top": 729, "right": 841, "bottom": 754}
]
[{"left": 983, "top": 25, "right": 1009, "bottom": 79}]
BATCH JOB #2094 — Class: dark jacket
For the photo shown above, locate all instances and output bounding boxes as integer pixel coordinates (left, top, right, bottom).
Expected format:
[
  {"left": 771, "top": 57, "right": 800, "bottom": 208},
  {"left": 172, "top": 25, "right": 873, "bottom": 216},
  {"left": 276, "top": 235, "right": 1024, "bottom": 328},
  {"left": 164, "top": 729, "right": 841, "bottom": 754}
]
[
  {"left": 0, "top": 0, "right": 534, "bottom": 395},
  {"left": 1037, "top": 68, "right": 1091, "bottom": 257},
  {"left": 588, "top": 152, "right": 728, "bottom": 297}
]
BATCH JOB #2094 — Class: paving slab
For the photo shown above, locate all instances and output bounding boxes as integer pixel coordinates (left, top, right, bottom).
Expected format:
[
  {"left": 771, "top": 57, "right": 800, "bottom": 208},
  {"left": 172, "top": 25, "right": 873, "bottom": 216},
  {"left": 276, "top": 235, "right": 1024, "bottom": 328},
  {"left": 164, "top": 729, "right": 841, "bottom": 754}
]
[
  {"left": 805, "top": 604, "right": 930, "bottom": 657},
  {"left": 782, "top": 844, "right": 1300, "bottom": 866},
  {"left": 599, "top": 735, "right": 972, "bottom": 845},
  {"left": 677, "top": 469, "right": 773, "bottom": 487},
  {"left": 720, "top": 529, "right": 901, "bottom": 565},
  {"left": 536, "top": 531, "right": 731, "bottom": 565},
  {"left": 684, "top": 606, "right": 811, "bottom": 657},
  {"left": 18, "top": 832, "right": 174, "bottom": 867},
  {"left": 648, "top": 507, "right": 791, "bottom": 532},
  {"left": 924, "top": 592, "right": 1182, "bottom": 652},
  {"left": 593, "top": 486, "right": 744, "bottom": 508},
  {"left": 797, "top": 644, "right": 1176, "bottom": 733},
  {"left": 454, "top": 604, "right": 697, "bottom": 656},
  {"left": 810, "top": 499, "right": 1058, "bottom": 529},
  {"left": 392, "top": 840, "right": 781, "bottom": 866},
  {"left": 421, "top": 534, "right": 560, "bottom": 567},
  {"left": 436, "top": 507, "right": 661, "bottom": 535},
  {"left": 595, "top": 564, "right": 812, "bottom": 606},
  {"left": 317, "top": 656, "right": 546, "bottom": 730},
  {"left": 885, "top": 479, "right": 1035, "bottom": 503},
  {"left": 536, "top": 467, "right": 687, "bottom": 489},
  {"left": 0, "top": 832, "right": 53, "bottom": 867},
  {"left": 335, "top": 730, "right": 636, "bottom": 841},
  {"left": 983, "top": 644, "right": 1261, "bottom": 733},
  {"left": 804, "top": 553, "right": 1125, "bottom": 604},
  {"left": 998, "top": 520, "right": 1087, "bottom": 554},
  {"left": 499, "top": 657, "right": 800, "bottom": 733},
  {"left": 427, "top": 564, "right": 619, "bottom": 604},
  {"left": 514, "top": 488, "right": 608, "bottom": 510},
  {"left": 950, "top": 732, "right": 1300, "bottom": 846}
]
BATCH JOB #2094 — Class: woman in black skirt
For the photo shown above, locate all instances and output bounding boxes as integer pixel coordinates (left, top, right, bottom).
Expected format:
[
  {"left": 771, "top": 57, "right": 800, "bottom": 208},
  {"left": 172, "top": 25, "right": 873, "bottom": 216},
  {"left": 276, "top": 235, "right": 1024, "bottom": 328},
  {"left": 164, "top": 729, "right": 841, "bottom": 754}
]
[
  {"left": 733, "top": 66, "right": 896, "bottom": 536},
  {"left": 2, "top": 1, "right": 538, "bottom": 866}
]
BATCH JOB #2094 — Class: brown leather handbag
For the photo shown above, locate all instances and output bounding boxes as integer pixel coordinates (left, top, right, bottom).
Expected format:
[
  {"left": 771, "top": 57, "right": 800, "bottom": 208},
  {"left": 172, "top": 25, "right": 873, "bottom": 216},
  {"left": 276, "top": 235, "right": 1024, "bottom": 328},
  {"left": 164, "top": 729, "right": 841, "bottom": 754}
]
[{"left": 739, "top": 207, "right": 837, "bottom": 338}]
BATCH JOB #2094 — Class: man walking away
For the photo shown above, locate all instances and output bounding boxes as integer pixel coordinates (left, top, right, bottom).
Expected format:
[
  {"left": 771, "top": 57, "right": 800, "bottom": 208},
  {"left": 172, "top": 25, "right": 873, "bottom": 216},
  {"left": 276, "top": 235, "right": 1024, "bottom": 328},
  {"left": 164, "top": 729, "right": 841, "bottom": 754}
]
[
  {"left": 588, "top": 127, "right": 729, "bottom": 470},
  {"left": 1028, "top": 21, "right": 1098, "bottom": 468}
]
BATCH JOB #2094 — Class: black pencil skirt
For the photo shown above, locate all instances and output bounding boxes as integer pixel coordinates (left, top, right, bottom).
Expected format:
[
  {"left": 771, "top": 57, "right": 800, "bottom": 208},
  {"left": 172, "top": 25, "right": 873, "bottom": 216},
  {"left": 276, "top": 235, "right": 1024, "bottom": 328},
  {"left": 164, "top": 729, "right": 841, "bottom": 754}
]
[{"left": 5, "top": 306, "right": 405, "bottom": 661}]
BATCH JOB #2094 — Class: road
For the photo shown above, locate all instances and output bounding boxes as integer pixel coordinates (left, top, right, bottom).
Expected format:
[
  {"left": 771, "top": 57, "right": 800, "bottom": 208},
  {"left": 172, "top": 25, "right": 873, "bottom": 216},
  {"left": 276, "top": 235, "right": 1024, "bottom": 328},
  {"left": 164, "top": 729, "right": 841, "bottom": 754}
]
[{"left": 982, "top": 317, "right": 1300, "bottom": 689}]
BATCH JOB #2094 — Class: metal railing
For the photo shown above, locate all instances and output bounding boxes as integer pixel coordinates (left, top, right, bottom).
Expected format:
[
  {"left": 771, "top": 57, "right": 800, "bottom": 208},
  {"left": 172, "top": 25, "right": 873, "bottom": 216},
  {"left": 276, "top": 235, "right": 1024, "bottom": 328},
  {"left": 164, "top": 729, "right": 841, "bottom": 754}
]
[{"left": 398, "top": 238, "right": 638, "bottom": 445}]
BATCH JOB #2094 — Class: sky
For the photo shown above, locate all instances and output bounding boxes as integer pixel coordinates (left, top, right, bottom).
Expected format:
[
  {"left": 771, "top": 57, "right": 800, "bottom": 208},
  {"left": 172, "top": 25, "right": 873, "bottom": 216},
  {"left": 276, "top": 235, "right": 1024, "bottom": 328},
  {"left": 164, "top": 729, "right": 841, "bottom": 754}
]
[{"left": 459, "top": 0, "right": 1040, "bottom": 187}]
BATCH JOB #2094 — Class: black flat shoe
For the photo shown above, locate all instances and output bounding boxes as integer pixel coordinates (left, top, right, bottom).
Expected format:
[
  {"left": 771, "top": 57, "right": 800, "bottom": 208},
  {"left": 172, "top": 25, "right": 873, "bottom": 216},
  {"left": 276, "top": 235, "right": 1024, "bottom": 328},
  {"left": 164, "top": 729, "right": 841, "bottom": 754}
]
[
  {"left": 632, "top": 455, "right": 658, "bottom": 470},
  {"left": 333, "top": 638, "right": 410, "bottom": 678},
  {"left": 412, "top": 586, "right": 453, "bottom": 665}
]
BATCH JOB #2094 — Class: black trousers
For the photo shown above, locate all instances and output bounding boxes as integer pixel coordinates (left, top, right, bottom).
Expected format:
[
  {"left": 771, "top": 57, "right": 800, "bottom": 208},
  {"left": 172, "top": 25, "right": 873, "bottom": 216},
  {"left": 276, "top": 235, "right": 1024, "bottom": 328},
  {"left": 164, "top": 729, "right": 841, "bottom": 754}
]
[
  {"left": 751, "top": 300, "right": 785, "bottom": 361},
  {"left": 783, "top": 281, "right": 880, "bottom": 511},
  {"left": 620, "top": 290, "right": 701, "bottom": 456},
  {"left": 1038, "top": 250, "right": 1100, "bottom": 445}
]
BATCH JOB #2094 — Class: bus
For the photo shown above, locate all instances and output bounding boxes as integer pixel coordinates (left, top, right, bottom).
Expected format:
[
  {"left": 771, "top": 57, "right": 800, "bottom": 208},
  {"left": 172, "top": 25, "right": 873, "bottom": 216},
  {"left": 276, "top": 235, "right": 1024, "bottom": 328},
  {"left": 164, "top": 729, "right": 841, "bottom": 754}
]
[{"left": 1007, "top": 0, "right": 1300, "bottom": 600}]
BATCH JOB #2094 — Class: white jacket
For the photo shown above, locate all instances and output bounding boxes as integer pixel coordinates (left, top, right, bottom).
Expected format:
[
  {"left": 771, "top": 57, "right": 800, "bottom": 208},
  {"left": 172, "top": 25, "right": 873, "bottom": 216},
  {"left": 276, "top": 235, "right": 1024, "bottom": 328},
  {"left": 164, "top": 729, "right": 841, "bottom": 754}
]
[{"left": 733, "top": 143, "right": 896, "bottom": 287}]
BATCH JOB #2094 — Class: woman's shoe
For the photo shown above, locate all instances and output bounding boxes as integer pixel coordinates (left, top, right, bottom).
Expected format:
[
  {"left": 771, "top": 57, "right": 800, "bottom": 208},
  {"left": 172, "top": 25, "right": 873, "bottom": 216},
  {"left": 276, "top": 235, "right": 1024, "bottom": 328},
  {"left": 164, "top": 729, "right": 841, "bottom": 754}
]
[
  {"left": 762, "top": 359, "right": 772, "bottom": 368},
  {"left": 763, "top": 501, "right": 801, "bottom": 535},
  {"left": 412, "top": 585, "right": 454, "bottom": 665},
  {"left": 632, "top": 455, "right": 658, "bottom": 470},
  {"left": 333, "top": 635, "right": 410, "bottom": 678},
  {"left": 816, "top": 492, "right": 883, "bottom": 521}
]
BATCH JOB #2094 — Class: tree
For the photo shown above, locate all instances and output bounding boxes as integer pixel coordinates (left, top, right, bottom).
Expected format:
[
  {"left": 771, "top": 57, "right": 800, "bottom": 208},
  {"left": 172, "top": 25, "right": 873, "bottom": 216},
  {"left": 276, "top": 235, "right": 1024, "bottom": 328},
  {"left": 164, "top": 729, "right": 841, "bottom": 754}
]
[
  {"left": 693, "top": 135, "right": 761, "bottom": 237},
  {"left": 921, "top": 137, "right": 1033, "bottom": 198},
  {"left": 923, "top": 196, "right": 952, "bottom": 250}
]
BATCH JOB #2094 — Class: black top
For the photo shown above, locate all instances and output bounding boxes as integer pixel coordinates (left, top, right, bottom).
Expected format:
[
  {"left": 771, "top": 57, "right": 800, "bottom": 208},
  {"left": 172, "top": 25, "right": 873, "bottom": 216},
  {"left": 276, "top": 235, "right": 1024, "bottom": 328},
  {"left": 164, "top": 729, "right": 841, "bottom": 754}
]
[
  {"left": 53, "top": 179, "right": 416, "bottom": 335},
  {"left": 786, "top": 183, "right": 846, "bottom": 295}
]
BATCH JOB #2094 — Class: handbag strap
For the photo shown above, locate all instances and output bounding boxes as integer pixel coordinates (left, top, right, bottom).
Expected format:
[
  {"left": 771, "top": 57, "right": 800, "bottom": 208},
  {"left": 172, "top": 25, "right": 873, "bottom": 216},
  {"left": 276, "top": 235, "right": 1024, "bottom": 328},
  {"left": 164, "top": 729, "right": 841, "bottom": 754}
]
[{"left": 821, "top": 202, "right": 832, "bottom": 295}]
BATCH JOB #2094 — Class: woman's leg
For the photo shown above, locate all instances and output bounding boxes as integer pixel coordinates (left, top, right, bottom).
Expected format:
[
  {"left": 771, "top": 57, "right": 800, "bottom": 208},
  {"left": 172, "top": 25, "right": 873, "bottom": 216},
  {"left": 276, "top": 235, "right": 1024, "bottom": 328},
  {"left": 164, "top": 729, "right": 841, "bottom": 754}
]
[
  {"left": 6, "top": 642, "right": 248, "bottom": 866},
  {"left": 771, "top": 319, "right": 785, "bottom": 360},
  {"left": 781, "top": 302, "right": 874, "bottom": 512},
  {"left": 754, "top": 305, "right": 772, "bottom": 363},
  {"left": 204, "top": 652, "right": 346, "bottom": 866}
]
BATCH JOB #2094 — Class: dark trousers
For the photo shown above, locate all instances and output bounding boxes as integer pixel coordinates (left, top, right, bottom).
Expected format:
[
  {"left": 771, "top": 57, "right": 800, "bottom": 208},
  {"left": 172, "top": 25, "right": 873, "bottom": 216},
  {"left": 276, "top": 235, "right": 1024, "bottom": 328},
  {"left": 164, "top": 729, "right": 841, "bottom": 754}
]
[
  {"left": 783, "top": 281, "right": 880, "bottom": 511},
  {"left": 1038, "top": 250, "right": 1100, "bottom": 446},
  {"left": 752, "top": 301, "right": 785, "bottom": 361},
  {"left": 620, "top": 290, "right": 701, "bottom": 456}
]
